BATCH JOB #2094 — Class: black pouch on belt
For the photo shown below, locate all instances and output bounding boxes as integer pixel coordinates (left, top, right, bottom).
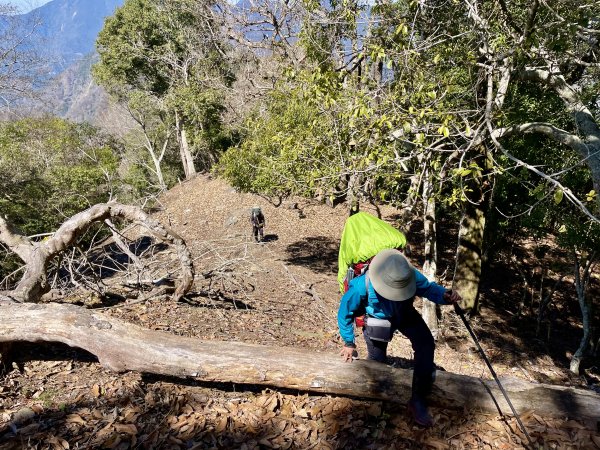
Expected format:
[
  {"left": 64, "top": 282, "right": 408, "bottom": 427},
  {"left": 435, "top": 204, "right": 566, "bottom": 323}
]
[{"left": 364, "top": 316, "right": 393, "bottom": 342}]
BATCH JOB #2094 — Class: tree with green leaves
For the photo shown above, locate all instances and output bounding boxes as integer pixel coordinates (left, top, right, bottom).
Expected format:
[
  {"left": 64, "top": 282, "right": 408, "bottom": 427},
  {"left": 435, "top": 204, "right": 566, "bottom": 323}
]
[
  {"left": 0, "top": 117, "right": 130, "bottom": 283},
  {"left": 441, "top": 0, "right": 600, "bottom": 336},
  {"left": 0, "top": 117, "right": 125, "bottom": 232},
  {"left": 219, "top": 0, "right": 478, "bottom": 331},
  {"left": 453, "top": 0, "right": 600, "bottom": 215},
  {"left": 94, "top": 0, "right": 233, "bottom": 189},
  {"left": 220, "top": 0, "right": 600, "bottom": 346},
  {"left": 487, "top": 122, "right": 599, "bottom": 372}
]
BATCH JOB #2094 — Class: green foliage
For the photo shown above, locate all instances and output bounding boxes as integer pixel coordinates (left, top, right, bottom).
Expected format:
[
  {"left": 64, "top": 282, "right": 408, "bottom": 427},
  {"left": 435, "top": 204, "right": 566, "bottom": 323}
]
[
  {"left": 0, "top": 117, "right": 125, "bottom": 234},
  {"left": 219, "top": 79, "right": 344, "bottom": 197},
  {"left": 488, "top": 124, "right": 598, "bottom": 255},
  {"left": 556, "top": 219, "right": 600, "bottom": 256},
  {"left": 0, "top": 117, "right": 135, "bottom": 282},
  {"left": 227, "top": 0, "right": 598, "bottom": 269},
  {"left": 94, "top": 0, "right": 178, "bottom": 97},
  {"left": 94, "top": 0, "right": 233, "bottom": 177},
  {"left": 219, "top": 0, "right": 480, "bottom": 211},
  {"left": 169, "top": 83, "right": 231, "bottom": 166}
]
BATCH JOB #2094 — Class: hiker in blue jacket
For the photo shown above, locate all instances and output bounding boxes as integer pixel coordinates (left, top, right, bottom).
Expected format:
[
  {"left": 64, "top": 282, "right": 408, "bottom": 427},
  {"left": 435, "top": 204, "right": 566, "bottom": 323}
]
[{"left": 338, "top": 249, "right": 461, "bottom": 428}]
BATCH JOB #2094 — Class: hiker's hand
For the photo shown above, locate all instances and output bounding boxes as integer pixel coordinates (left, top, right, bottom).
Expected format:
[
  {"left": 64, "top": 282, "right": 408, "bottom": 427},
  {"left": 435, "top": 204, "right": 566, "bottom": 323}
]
[
  {"left": 340, "top": 346, "right": 357, "bottom": 362},
  {"left": 444, "top": 290, "right": 461, "bottom": 304}
]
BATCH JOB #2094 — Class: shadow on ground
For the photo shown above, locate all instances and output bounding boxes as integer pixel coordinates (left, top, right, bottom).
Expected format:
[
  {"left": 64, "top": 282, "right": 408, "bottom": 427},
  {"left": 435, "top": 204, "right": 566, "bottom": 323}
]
[{"left": 283, "top": 236, "right": 338, "bottom": 274}]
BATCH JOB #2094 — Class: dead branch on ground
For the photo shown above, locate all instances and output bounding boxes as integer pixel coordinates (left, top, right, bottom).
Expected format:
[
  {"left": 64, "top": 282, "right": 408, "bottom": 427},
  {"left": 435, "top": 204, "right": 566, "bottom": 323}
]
[{"left": 0, "top": 202, "right": 194, "bottom": 303}]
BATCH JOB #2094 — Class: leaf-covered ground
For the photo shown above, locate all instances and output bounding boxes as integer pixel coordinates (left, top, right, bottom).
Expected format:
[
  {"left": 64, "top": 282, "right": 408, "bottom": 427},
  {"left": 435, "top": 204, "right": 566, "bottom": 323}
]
[{"left": 1, "top": 175, "right": 599, "bottom": 449}]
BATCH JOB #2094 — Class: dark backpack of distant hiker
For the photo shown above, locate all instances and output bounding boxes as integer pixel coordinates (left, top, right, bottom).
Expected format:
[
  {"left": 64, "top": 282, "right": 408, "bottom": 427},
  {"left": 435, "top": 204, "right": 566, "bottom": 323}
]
[
  {"left": 251, "top": 206, "right": 265, "bottom": 242},
  {"left": 251, "top": 207, "right": 264, "bottom": 226},
  {"left": 338, "top": 212, "right": 407, "bottom": 327}
]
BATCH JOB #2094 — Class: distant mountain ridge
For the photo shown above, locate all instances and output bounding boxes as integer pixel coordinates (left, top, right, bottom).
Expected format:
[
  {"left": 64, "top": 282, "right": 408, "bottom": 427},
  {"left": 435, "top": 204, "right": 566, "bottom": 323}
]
[
  {"left": 1, "top": 0, "right": 124, "bottom": 123},
  {"left": 23, "top": 0, "right": 123, "bottom": 74},
  {"left": 44, "top": 52, "right": 109, "bottom": 123}
]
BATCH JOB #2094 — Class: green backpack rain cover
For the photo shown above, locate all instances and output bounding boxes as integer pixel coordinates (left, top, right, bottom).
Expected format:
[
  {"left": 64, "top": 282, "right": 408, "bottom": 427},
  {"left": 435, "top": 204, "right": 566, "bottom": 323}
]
[{"left": 337, "top": 212, "right": 407, "bottom": 292}]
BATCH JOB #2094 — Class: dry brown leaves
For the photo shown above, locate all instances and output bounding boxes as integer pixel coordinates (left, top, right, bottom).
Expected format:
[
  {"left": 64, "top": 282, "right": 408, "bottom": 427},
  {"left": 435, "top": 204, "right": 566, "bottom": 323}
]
[
  {"left": 2, "top": 175, "right": 599, "bottom": 449},
  {"left": 2, "top": 364, "right": 599, "bottom": 450}
]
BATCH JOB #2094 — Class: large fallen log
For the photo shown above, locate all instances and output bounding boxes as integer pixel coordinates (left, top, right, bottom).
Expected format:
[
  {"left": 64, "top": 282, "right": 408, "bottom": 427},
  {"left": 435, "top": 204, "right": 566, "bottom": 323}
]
[{"left": 1, "top": 301, "right": 599, "bottom": 425}]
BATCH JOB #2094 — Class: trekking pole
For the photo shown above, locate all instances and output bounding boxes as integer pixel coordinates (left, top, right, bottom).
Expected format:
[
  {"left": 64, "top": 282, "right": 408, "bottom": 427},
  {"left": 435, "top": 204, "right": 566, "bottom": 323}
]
[{"left": 453, "top": 303, "right": 535, "bottom": 447}]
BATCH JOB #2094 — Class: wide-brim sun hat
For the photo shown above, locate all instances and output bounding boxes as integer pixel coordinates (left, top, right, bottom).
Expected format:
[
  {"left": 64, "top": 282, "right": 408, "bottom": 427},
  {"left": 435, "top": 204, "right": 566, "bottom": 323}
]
[{"left": 369, "top": 249, "right": 416, "bottom": 301}]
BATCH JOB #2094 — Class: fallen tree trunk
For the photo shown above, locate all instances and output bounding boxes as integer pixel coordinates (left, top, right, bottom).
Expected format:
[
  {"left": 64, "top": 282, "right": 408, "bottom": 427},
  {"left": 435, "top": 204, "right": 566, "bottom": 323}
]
[{"left": 1, "top": 301, "right": 598, "bottom": 425}]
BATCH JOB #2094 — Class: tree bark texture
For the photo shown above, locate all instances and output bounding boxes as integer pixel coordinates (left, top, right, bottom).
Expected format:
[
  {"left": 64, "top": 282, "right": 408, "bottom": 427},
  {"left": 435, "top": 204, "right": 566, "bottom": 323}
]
[
  {"left": 175, "top": 111, "right": 197, "bottom": 180},
  {"left": 1, "top": 301, "right": 598, "bottom": 424},
  {"left": 180, "top": 125, "right": 197, "bottom": 179},
  {"left": 454, "top": 202, "right": 485, "bottom": 311},
  {"left": 570, "top": 252, "right": 596, "bottom": 374},
  {"left": 453, "top": 146, "right": 493, "bottom": 312},
  {"left": 421, "top": 168, "right": 440, "bottom": 335}
]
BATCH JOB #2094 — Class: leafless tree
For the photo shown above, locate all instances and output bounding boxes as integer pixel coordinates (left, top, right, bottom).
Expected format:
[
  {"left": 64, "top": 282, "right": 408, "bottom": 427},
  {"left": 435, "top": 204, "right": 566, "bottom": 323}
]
[{"left": 0, "top": 2, "right": 46, "bottom": 114}]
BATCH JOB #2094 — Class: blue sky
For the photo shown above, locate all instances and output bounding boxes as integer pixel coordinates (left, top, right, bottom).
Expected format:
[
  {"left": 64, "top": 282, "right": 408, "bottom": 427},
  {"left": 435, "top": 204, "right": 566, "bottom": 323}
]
[{"left": 9, "top": 0, "right": 52, "bottom": 13}]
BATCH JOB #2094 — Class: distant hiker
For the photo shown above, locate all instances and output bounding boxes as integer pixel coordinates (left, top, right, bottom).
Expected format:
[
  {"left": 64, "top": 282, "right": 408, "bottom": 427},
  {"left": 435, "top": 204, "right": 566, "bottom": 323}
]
[
  {"left": 338, "top": 249, "right": 461, "bottom": 428},
  {"left": 250, "top": 206, "right": 265, "bottom": 242}
]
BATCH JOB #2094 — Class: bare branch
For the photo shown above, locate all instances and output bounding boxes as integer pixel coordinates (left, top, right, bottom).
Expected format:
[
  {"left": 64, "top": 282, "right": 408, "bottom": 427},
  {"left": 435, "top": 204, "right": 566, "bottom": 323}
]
[
  {"left": 487, "top": 121, "right": 600, "bottom": 224},
  {"left": 0, "top": 215, "right": 33, "bottom": 262},
  {"left": 493, "top": 122, "right": 593, "bottom": 159},
  {"left": 2, "top": 203, "right": 194, "bottom": 303},
  {"left": 539, "top": 0, "right": 600, "bottom": 36}
]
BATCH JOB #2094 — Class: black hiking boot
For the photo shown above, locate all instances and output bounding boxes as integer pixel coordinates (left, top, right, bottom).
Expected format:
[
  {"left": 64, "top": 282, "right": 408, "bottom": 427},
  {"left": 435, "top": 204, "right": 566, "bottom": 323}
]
[
  {"left": 409, "top": 372, "right": 434, "bottom": 427},
  {"left": 408, "top": 396, "right": 434, "bottom": 427}
]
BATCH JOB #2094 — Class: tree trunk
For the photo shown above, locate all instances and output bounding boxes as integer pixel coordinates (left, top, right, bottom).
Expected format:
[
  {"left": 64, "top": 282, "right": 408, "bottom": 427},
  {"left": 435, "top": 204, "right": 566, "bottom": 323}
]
[
  {"left": 453, "top": 148, "right": 491, "bottom": 311},
  {"left": 130, "top": 111, "right": 168, "bottom": 191},
  {"left": 421, "top": 168, "right": 439, "bottom": 335},
  {"left": 148, "top": 146, "right": 167, "bottom": 191},
  {"left": 570, "top": 251, "right": 596, "bottom": 374},
  {"left": 1, "top": 300, "right": 598, "bottom": 423},
  {"left": 175, "top": 111, "right": 197, "bottom": 179},
  {"left": 454, "top": 202, "right": 485, "bottom": 311},
  {"left": 346, "top": 172, "right": 361, "bottom": 216},
  {"left": 180, "top": 125, "right": 196, "bottom": 178}
]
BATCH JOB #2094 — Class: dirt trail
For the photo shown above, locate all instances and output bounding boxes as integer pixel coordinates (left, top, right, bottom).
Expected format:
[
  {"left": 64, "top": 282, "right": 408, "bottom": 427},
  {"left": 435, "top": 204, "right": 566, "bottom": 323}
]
[{"left": 1, "top": 175, "right": 598, "bottom": 449}]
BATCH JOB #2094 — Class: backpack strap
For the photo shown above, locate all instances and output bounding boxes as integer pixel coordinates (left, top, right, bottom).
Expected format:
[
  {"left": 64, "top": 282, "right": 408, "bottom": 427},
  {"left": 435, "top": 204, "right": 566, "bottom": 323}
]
[{"left": 361, "top": 272, "right": 371, "bottom": 303}]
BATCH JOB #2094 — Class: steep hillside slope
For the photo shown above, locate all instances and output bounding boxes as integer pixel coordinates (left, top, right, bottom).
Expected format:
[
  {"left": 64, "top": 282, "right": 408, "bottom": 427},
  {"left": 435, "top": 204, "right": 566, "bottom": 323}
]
[
  {"left": 1, "top": 175, "right": 598, "bottom": 449},
  {"left": 110, "top": 175, "right": 579, "bottom": 384},
  {"left": 43, "top": 52, "right": 109, "bottom": 122},
  {"left": 0, "top": 0, "right": 124, "bottom": 121},
  {"left": 125, "top": 174, "right": 384, "bottom": 350}
]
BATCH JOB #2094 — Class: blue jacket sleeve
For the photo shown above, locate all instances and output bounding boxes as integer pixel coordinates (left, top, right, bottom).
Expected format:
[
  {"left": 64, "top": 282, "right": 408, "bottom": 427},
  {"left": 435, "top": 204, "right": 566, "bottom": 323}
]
[
  {"left": 337, "top": 277, "right": 365, "bottom": 344},
  {"left": 414, "top": 269, "right": 448, "bottom": 305}
]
